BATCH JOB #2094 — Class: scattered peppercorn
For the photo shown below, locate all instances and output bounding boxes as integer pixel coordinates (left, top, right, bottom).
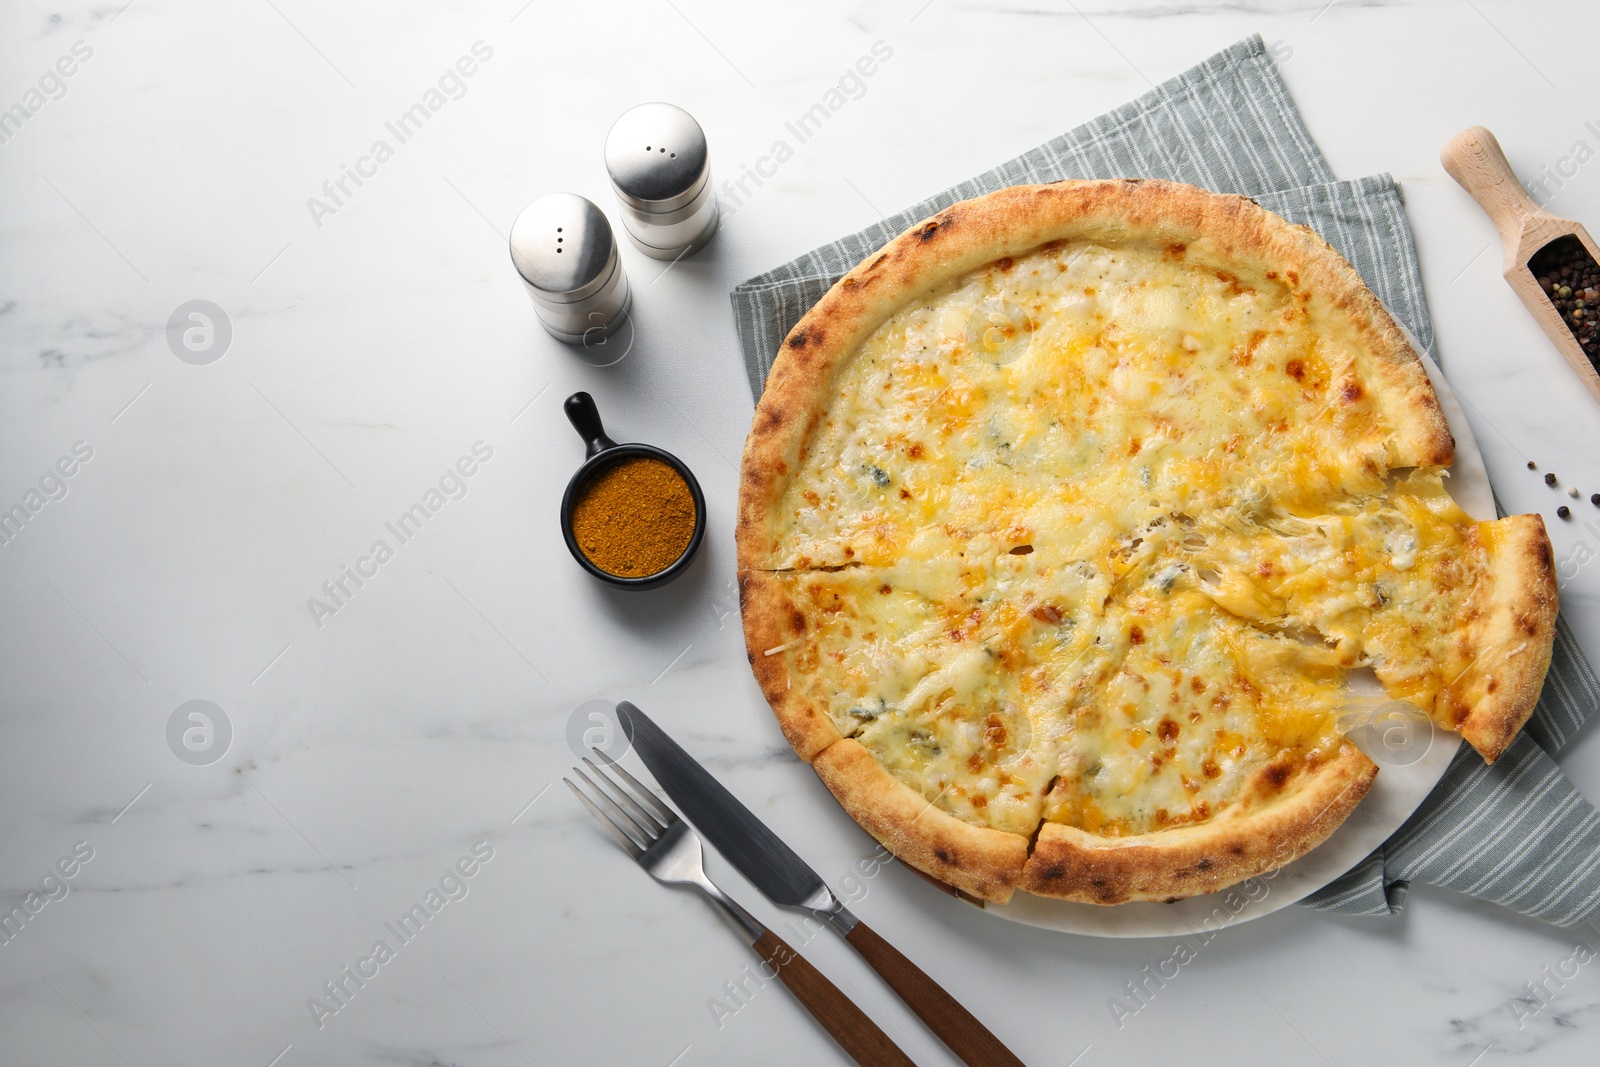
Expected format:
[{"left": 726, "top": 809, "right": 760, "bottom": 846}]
[
  {"left": 1530, "top": 235, "right": 1600, "bottom": 371},
  {"left": 1570, "top": 487, "right": 1581, "bottom": 498},
  {"left": 1527, "top": 460, "right": 1537, "bottom": 470},
  {"left": 1593, "top": 493, "right": 1600, "bottom": 507},
  {"left": 1558, "top": 505, "right": 1572, "bottom": 519},
  {"left": 1545, "top": 472, "right": 1558, "bottom": 485},
  {"left": 570, "top": 456, "right": 697, "bottom": 578}
]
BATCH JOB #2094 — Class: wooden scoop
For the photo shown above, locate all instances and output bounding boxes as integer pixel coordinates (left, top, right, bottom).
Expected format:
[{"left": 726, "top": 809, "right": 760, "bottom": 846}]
[{"left": 1442, "top": 125, "right": 1600, "bottom": 406}]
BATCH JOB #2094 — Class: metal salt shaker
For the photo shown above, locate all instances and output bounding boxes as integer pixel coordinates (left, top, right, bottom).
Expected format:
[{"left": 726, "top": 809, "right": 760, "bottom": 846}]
[
  {"left": 604, "top": 102, "right": 718, "bottom": 260},
  {"left": 509, "top": 192, "right": 632, "bottom": 344}
]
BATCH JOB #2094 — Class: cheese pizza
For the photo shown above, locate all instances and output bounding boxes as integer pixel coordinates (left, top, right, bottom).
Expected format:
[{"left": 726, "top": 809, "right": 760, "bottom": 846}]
[{"left": 737, "top": 181, "right": 1557, "bottom": 906}]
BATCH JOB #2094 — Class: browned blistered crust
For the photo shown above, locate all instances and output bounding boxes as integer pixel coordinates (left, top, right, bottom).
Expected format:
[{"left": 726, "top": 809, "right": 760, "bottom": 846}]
[
  {"left": 1449, "top": 514, "right": 1558, "bottom": 762},
  {"left": 1021, "top": 744, "right": 1377, "bottom": 904},
  {"left": 811, "top": 739, "right": 1030, "bottom": 904},
  {"left": 738, "top": 569, "right": 843, "bottom": 761}
]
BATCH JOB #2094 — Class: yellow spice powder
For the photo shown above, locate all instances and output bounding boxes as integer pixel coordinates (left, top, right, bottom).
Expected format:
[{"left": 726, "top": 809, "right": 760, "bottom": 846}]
[{"left": 571, "top": 456, "right": 696, "bottom": 577}]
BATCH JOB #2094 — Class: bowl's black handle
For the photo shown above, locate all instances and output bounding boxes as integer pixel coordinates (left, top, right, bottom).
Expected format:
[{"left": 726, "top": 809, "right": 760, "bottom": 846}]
[{"left": 564, "top": 392, "right": 618, "bottom": 459}]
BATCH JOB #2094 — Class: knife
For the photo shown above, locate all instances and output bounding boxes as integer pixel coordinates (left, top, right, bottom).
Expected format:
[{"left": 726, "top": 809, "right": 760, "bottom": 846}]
[{"left": 618, "top": 701, "right": 1025, "bottom": 1067}]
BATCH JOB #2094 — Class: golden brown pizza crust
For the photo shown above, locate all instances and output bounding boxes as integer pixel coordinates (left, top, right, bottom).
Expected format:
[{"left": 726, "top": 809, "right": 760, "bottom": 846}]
[
  {"left": 737, "top": 180, "right": 1454, "bottom": 569},
  {"left": 1021, "top": 743, "right": 1377, "bottom": 904},
  {"left": 811, "top": 739, "right": 1029, "bottom": 903},
  {"left": 1447, "top": 514, "right": 1558, "bottom": 762},
  {"left": 737, "top": 569, "right": 842, "bottom": 761}
]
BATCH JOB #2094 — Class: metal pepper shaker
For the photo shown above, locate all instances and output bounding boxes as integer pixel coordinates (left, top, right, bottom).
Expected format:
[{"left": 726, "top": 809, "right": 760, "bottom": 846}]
[
  {"left": 604, "top": 102, "right": 719, "bottom": 260},
  {"left": 509, "top": 192, "right": 632, "bottom": 344}
]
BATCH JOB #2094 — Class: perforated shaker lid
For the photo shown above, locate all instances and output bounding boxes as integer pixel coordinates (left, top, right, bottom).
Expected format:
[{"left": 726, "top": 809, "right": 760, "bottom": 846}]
[
  {"left": 605, "top": 103, "right": 710, "bottom": 213},
  {"left": 509, "top": 193, "right": 619, "bottom": 305}
]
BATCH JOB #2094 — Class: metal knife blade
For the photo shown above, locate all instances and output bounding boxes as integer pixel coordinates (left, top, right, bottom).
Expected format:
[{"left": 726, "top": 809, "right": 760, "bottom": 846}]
[{"left": 617, "top": 701, "right": 835, "bottom": 912}]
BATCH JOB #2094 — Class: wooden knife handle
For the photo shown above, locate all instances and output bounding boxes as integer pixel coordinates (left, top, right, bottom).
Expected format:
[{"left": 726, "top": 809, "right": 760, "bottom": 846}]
[
  {"left": 753, "top": 929, "right": 915, "bottom": 1067},
  {"left": 1441, "top": 125, "right": 1548, "bottom": 257},
  {"left": 844, "top": 920, "right": 1024, "bottom": 1067}
]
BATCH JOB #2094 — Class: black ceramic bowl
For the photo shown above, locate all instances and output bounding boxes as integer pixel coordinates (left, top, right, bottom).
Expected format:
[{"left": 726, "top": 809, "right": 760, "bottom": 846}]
[{"left": 559, "top": 391, "right": 706, "bottom": 590}]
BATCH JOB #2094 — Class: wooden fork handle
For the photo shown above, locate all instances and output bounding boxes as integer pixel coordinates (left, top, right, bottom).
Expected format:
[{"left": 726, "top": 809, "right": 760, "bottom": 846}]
[
  {"left": 753, "top": 929, "right": 915, "bottom": 1067},
  {"left": 844, "top": 920, "right": 1025, "bottom": 1067}
]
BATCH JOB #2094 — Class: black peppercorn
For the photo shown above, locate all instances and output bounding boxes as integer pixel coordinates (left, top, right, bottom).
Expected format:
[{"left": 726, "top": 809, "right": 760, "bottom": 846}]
[
  {"left": 1528, "top": 235, "right": 1600, "bottom": 372},
  {"left": 1545, "top": 472, "right": 1558, "bottom": 486},
  {"left": 1528, "top": 460, "right": 1538, "bottom": 470},
  {"left": 1558, "top": 505, "right": 1571, "bottom": 519},
  {"left": 1592, "top": 493, "right": 1600, "bottom": 507}
]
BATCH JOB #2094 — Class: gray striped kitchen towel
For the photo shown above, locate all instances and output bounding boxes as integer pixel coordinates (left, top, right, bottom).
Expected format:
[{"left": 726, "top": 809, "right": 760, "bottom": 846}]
[{"left": 729, "top": 35, "right": 1600, "bottom": 925}]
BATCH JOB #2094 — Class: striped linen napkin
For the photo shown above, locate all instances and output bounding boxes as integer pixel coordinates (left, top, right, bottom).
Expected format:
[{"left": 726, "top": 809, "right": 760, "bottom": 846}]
[{"left": 728, "top": 35, "right": 1600, "bottom": 925}]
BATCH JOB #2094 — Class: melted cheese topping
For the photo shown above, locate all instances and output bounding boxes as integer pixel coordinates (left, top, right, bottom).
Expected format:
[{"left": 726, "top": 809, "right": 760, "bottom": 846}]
[{"left": 764, "top": 238, "right": 1491, "bottom": 836}]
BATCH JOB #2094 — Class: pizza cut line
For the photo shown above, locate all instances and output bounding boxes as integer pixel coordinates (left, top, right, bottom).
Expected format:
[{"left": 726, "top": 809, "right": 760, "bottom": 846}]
[{"left": 737, "top": 181, "right": 1558, "bottom": 906}]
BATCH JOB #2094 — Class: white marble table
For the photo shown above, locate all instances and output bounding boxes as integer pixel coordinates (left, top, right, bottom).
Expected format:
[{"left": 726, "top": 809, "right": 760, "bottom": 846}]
[{"left": 3, "top": 1, "right": 1599, "bottom": 1064}]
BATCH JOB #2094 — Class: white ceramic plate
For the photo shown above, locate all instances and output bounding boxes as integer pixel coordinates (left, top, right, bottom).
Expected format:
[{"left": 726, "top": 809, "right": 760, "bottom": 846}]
[{"left": 988, "top": 331, "right": 1484, "bottom": 937}]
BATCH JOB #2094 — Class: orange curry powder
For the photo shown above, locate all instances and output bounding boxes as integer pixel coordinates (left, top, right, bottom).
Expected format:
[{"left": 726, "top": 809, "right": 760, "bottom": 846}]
[{"left": 571, "top": 456, "right": 696, "bottom": 577}]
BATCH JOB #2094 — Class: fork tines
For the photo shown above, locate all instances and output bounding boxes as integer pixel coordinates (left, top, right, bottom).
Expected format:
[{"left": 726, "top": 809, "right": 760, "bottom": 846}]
[{"left": 565, "top": 749, "right": 678, "bottom": 856}]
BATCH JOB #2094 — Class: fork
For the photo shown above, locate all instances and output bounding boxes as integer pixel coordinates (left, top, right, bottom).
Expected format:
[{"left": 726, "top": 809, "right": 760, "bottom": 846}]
[{"left": 566, "top": 751, "right": 915, "bottom": 1067}]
